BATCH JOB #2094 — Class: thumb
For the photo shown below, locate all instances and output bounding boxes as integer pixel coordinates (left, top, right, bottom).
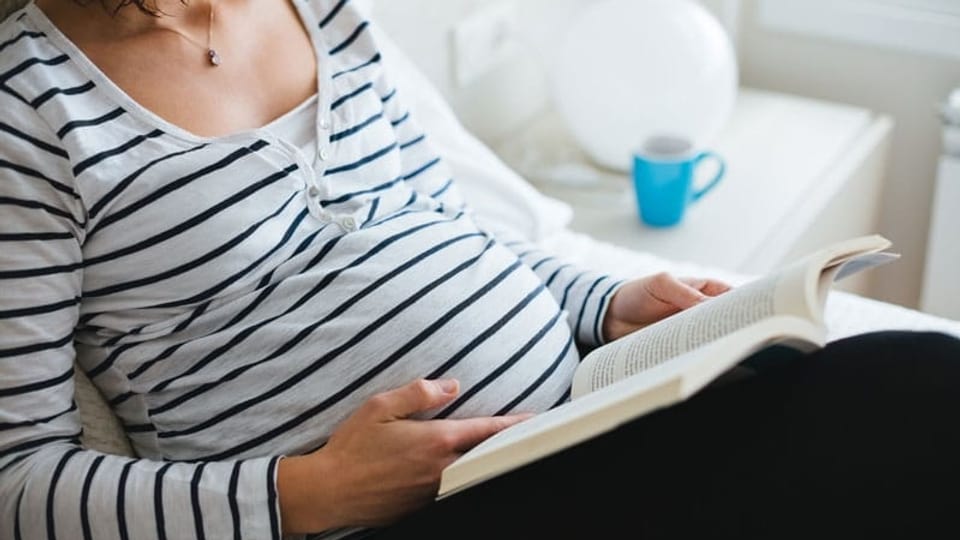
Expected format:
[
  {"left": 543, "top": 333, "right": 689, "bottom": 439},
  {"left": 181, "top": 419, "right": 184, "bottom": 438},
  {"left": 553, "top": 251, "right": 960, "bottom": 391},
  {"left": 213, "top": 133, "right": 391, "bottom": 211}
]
[
  {"left": 680, "top": 277, "right": 708, "bottom": 291},
  {"left": 660, "top": 275, "right": 709, "bottom": 309},
  {"left": 362, "top": 378, "right": 461, "bottom": 421}
]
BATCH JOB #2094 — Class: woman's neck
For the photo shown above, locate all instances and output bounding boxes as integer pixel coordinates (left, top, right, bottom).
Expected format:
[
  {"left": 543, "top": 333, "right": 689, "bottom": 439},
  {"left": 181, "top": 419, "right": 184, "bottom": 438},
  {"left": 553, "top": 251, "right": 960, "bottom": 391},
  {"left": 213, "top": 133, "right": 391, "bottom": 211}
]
[
  {"left": 29, "top": 0, "right": 319, "bottom": 139},
  {"left": 35, "top": 0, "right": 218, "bottom": 41}
]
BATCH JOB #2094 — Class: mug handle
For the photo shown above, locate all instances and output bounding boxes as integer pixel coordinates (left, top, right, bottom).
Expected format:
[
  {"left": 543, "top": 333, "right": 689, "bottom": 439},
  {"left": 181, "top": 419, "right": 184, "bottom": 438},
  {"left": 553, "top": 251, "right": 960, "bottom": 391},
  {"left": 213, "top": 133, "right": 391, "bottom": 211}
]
[{"left": 691, "top": 151, "right": 725, "bottom": 202}]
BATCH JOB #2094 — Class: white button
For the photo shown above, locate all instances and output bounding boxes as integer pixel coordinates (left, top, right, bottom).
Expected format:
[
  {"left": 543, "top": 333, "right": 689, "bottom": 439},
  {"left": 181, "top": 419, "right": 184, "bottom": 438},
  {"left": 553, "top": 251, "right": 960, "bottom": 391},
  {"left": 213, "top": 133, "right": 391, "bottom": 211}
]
[
  {"left": 340, "top": 216, "right": 358, "bottom": 231},
  {"left": 318, "top": 147, "right": 330, "bottom": 161},
  {"left": 318, "top": 117, "right": 331, "bottom": 130},
  {"left": 307, "top": 186, "right": 320, "bottom": 198}
]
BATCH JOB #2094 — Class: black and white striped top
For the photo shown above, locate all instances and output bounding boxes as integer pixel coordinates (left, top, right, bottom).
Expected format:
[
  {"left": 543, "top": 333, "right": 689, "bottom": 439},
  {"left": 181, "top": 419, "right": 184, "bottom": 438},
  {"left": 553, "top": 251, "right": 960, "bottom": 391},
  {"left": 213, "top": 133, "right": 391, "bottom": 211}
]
[{"left": 0, "top": 1, "right": 622, "bottom": 538}]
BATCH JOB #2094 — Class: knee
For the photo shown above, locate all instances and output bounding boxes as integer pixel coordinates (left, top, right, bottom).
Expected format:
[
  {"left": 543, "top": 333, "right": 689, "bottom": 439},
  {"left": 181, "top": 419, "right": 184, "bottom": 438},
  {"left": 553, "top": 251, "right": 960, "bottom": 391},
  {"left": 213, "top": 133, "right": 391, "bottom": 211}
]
[
  {"left": 814, "top": 331, "right": 960, "bottom": 402},
  {"left": 825, "top": 330, "right": 960, "bottom": 370},
  {"left": 914, "top": 330, "right": 960, "bottom": 353},
  {"left": 834, "top": 329, "right": 958, "bottom": 352},
  {"left": 894, "top": 330, "right": 960, "bottom": 357}
]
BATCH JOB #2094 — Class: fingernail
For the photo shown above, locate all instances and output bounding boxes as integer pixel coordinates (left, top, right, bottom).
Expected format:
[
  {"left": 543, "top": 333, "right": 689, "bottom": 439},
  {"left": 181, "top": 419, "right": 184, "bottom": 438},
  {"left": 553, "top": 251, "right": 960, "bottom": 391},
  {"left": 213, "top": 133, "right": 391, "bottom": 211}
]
[{"left": 435, "top": 379, "right": 458, "bottom": 394}]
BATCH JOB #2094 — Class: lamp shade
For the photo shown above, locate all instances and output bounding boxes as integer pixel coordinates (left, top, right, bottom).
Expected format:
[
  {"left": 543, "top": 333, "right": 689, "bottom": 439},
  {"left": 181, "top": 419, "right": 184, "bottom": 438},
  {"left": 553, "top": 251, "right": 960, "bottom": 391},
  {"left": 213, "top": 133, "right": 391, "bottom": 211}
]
[{"left": 550, "top": 0, "right": 738, "bottom": 172}]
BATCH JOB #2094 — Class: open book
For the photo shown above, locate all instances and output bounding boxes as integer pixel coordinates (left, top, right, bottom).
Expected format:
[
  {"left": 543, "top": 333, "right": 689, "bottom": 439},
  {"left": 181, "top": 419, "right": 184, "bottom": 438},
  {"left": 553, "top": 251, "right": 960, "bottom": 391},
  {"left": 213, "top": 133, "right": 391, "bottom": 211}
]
[{"left": 437, "top": 234, "right": 899, "bottom": 499}]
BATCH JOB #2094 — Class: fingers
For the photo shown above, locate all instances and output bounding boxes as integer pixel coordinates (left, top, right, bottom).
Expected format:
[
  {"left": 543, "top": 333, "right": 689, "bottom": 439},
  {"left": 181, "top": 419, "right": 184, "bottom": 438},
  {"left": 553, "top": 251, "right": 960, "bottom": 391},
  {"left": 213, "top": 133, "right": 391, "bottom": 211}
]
[
  {"left": 361, "top": 378, "right": 461, "bottom": 421},
  {"left": 681, "top": 276, "right": 733, "bottom": 297},
  {"left": 355, "top": 378, "right": 533, "bottom": 459},
  {"left": 438, "top": 413, "right": 534, "bottom": 453},
  {"left": 604, "top": 273, "right": 736, "bottom": 342},
  {"left": 648, "top": 273, "right": 709, "bottom": 310},
  {"left": 702, "top": 279, "right": 733, "bottom": 296}
]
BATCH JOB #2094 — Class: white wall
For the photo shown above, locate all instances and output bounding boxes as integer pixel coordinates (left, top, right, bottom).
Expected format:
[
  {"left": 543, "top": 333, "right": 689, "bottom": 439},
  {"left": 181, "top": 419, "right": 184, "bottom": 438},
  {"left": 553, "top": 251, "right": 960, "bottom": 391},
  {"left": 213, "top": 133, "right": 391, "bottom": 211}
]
[
  {"left": 370, "top": 0, "right": 736, "bottom": 145},
  {"left": 369, "top": 0, "right": 563, "bottom": 144},
  {"left": 736, "top": 0, "right": 960, "bottom": 309}
]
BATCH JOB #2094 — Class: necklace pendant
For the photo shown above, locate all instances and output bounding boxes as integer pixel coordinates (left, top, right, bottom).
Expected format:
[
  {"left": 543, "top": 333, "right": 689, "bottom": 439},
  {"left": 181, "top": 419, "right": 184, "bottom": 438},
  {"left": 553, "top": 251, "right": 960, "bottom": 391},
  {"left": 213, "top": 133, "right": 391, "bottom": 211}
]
[{"left": 208, "top": 49, "right": 222, "bottom": 66}]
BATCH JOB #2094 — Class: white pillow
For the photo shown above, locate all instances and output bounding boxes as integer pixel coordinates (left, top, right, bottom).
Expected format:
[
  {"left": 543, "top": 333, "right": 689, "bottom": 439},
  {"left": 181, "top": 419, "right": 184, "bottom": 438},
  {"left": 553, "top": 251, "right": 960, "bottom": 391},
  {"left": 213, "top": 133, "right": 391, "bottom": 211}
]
[{"left": 369, "top": 20, "right": 573, "bottom": 241}]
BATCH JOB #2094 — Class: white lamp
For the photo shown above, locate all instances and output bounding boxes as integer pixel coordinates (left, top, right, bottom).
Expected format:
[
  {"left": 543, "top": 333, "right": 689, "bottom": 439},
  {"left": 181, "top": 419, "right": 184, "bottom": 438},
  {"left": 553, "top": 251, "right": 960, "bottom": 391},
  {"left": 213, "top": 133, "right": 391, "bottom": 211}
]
[{"left": 549, "top": 0, "right": 739, "bottom": 172}]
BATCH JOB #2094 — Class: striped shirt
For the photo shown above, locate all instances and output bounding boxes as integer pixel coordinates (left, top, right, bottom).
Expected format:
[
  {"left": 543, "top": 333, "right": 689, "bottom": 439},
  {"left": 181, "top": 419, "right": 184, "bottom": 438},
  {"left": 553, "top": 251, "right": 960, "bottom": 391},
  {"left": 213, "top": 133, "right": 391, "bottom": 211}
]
[{"left": 0, "top": 1, "right": 622, "bottom": 539}]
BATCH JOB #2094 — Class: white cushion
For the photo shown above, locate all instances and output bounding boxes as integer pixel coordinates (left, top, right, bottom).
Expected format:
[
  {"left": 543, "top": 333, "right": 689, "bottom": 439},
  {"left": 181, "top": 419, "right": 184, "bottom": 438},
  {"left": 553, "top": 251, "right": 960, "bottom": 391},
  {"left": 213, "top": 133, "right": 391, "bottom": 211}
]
[{"left": 74, "top": 368, "right": 135, "bottom": 456}]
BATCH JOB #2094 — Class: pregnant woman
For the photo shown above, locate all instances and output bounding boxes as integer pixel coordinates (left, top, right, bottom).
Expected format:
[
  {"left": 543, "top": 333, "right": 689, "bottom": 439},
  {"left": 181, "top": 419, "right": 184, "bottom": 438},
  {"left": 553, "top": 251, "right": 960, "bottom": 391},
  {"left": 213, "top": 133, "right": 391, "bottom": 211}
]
[{"left": 1, "top": 1, "right": 958, "bottom": 539}]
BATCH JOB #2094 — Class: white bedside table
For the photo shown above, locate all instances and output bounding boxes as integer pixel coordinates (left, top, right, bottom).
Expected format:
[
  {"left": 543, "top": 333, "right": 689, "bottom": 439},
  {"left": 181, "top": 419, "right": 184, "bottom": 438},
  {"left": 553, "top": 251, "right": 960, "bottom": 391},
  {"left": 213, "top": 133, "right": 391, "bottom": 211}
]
[{"left": 494, "top": 88, "right": 894, "bottom": 295}]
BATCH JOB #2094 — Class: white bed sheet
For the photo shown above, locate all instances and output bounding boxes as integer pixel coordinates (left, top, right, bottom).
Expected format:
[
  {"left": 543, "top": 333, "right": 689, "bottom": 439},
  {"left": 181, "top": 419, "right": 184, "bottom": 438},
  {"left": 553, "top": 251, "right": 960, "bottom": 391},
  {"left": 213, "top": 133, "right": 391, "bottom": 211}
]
[{"left": 540, "top": 229, "right": 960, "bottom": 342}]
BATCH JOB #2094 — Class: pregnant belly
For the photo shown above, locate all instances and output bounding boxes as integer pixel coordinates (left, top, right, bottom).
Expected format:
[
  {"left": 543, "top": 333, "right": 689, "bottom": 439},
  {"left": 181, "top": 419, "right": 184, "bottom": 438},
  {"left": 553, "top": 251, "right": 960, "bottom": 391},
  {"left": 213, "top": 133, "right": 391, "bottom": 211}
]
[
  {"left": 279, "top": 210, "right": 581, "bottom": 417},
  {"left": 134, "top": 210, "right": 580, "bottom": 460}
]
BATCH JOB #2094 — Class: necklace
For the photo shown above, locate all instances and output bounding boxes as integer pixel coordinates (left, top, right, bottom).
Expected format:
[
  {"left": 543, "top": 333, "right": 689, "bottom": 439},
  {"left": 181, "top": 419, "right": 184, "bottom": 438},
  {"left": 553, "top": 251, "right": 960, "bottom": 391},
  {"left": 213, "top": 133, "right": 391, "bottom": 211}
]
[{"left": 158, "top": 3, "right": 221, "bottom": 66}]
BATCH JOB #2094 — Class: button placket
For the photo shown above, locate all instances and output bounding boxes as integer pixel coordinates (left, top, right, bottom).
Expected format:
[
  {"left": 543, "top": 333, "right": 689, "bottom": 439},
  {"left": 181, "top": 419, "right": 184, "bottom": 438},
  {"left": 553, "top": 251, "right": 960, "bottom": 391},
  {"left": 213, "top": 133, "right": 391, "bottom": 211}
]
[
  {"left": 266, "top": 135, "right": 330, "bottom": 223},
  {"left": 306, "top": 184, "right": 333, "bottom": 222},
  {"left": 317, "top": 113, "right": 333, "bottom": 163},
  {"left": 339, "top": 215, "right": 358, "bottom": 232}
]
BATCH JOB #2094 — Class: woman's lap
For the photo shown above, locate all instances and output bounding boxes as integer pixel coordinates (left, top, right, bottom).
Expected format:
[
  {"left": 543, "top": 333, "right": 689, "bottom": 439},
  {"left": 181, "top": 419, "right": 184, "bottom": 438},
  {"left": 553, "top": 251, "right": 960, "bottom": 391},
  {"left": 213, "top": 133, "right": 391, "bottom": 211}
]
[{"left": 370, "top": 331, "right": 960, "bottom": 539}]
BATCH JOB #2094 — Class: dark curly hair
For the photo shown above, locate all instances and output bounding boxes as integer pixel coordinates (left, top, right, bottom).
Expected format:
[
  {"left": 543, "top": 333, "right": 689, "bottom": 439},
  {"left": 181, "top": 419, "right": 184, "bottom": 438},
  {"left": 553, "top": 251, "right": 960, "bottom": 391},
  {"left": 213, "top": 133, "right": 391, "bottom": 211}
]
[
  {"left": 116, "top": 0, "right": 163, "bottom": 14},
  {"left": 81, "top": 0, "right": 187, "bottom": 16}
]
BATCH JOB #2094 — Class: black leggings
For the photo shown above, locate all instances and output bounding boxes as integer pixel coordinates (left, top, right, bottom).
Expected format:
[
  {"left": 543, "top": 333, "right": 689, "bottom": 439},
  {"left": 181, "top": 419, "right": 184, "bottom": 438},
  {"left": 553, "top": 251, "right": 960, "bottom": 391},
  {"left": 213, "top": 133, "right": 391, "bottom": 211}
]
[{"left": 370, "top": 331, "right": 960, "bottom": 540}]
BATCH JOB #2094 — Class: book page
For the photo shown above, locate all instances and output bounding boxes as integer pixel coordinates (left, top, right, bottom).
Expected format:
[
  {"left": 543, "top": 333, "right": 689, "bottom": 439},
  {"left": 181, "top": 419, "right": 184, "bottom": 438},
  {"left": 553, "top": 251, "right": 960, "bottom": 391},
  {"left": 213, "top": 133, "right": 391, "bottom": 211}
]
[
  {"left": 572, "top": 270, "right": 801, "bottom": 397},
  {"left": 833, "top": 252, "right": 900, "bottom": 282},
  {"left": 572, "top": 235, "right": 894, "bottom": 398}
]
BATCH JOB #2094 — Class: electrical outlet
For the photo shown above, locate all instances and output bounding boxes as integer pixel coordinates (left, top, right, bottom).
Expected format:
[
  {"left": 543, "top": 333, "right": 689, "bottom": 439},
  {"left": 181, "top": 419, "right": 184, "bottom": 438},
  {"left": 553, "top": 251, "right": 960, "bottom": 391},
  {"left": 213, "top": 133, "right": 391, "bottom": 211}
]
[{"left": 452, "top": 2, "right": 520, "bottom": 88}]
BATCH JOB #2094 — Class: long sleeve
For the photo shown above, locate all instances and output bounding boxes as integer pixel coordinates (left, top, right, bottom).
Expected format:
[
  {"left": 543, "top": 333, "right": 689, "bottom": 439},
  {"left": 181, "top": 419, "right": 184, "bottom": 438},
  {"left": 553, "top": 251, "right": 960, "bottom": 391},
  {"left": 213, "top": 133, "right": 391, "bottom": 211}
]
[{"left": 0, "top": 101, "right": 283, "bottom": 540}]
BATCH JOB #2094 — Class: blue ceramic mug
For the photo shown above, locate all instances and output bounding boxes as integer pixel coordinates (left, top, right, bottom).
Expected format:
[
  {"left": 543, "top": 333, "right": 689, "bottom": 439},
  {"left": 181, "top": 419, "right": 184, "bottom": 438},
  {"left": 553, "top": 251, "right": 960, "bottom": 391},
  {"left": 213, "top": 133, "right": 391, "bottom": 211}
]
[{"left": 632, "top": 136, "right": 725, "bottom": 227}]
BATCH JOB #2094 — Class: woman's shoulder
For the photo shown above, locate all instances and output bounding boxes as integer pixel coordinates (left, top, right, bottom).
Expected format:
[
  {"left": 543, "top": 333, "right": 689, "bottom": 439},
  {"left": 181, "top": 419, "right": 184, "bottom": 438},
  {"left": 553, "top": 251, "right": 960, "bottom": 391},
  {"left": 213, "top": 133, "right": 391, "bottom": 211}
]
[
  {"left": 0, "top": 13, "right": 49, "bottom": 130},
  {"left": 304, "top": 0, "right": 370, "bottom": 24},
  {"left": 1, "top": 4, "right": 40, "bottom": 64},
  {"left": 0, "top": 5, "right": 68, "bottom": 102},
  {"left": 306, "top": 0, "right": 376, "bottom": 43},
  {"left": 0, "top": 6, "right": 87, "bottom": 137},
  {"left": 0, "top": 9, "right": 76, "bottom": 184},
  {"left": 308, "top": 0, "right": 392, "bottom": 83}
]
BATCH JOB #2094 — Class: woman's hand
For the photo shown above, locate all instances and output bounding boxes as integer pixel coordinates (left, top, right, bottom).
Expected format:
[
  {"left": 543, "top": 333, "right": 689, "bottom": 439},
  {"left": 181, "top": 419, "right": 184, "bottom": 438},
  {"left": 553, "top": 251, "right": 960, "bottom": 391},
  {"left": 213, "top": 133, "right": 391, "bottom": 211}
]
[
  {"left": 277, "top": 378, "right": 531, "bottom": 534},
  {"left": 602, "top": 272, "right": 732, "bottom": 342}
]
